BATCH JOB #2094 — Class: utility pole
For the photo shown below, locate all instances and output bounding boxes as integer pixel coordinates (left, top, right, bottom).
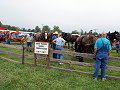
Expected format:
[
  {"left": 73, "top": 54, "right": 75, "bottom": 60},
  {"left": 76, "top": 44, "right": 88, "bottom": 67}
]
[
  {"left": 94, "top": 29, "right": 97, "bottom": 32},
  {"left": 42, "top": 24, "right": 44, "bottom": 32}
]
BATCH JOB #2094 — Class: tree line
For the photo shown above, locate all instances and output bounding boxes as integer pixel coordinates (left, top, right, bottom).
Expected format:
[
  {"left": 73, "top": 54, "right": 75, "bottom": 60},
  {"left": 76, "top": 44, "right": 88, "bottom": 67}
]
[{"left": 0, "top": 21, "right": 98, "bottom": 35}]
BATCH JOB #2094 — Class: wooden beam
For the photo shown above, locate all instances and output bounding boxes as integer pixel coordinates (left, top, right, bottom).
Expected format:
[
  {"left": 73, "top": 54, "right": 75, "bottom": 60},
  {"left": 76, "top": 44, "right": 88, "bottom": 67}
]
[
  {"left": 0, "top": 50, "right": 22, "bottom": 57},
  {"left": 0, "top": 43, "right": 22, "bottom": 49},
  {"left": 0, "top": 50, "right": 120, "bottom": 71},
  {"left": 51, "top": 50, "right": 120, "bottom": 61},
  {"left": 0, "top": 44, "right": 120, "bottom": 61}
]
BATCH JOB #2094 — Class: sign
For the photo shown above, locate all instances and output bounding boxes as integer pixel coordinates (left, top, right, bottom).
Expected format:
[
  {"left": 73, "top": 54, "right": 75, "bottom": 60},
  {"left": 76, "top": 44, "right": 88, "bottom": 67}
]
[{"left": 34, "top": 42, "right": 49, "bottom": 55}]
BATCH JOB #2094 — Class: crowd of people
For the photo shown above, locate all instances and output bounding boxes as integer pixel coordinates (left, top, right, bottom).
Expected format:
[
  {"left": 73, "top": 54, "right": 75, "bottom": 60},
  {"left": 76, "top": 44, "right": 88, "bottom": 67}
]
[{"left": 0, "top": 32, "right": 25, "bottom": 44}]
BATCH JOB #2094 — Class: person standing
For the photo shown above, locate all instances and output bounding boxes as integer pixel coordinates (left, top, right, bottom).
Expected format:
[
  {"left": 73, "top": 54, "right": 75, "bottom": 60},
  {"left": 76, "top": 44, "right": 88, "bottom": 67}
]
[
  {"left": 114, "top": 39, "right": 120, "bottom": 53},
  {"left": 93, "top": 33, "right": 112, "bottom": 81},
  {"left": 5, "top": 33, "right": 11, "bottom": 44},
  {"left": 51, "top": 31, "right": 58, "bottom": 59},
  {"left": 26, "top": 33, "right": 34, "bottom": 51},
  {"left": 53, "top": 33, "right": 65, "bottom": 60},
  {"left": 14, "top": 32, "right": 19, "bottom": 38}
]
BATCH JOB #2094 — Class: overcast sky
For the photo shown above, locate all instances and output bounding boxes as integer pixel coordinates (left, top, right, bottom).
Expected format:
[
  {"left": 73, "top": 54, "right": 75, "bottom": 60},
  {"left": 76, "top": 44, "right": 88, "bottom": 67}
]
[{"left": 1, "top": 0, "right": 120, "bottom": 33}]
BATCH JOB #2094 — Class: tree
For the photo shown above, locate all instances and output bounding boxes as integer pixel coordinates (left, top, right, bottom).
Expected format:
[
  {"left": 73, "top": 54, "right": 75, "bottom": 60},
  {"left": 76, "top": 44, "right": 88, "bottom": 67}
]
[
  {"left": 31, "top": 29, "right": 35, "bottom": 32},
  {"left": 0, "top": 21, "right": 2, "bottom": 27},
  {"left": 10, "top": 26, "right": 20, "bottom": 31},
  {"left": 52, "top": 26, "right": 62, "bottom": 33},
  {"left": 21, "top": 28, "right": 26, "bottom": 31},
  {"left": 88, "top": 30, "right": 93, "bottom": 35},
  {"left": 93, "top": 32, "right": 98, "bottom": 35},
  {"left": 42, "top": 25, "right": 51, "bottom": 32},
  {"left": 35, "top": 26, "right": 41, "bottom": 32},
  {"left": 84, "top": 31, "right": 87, "bottom": 35},
  {"left": 80, "top": 29, "right": 84, "bottom": 35},
  {"left": 7, "top": 25, "right": 11, "bottom": 30},
  {"left": 71, "top": 30, "right": 79, "bottom": 34},
  {"left": 28, "top": 29, "right": 31, "bottom": 32}
]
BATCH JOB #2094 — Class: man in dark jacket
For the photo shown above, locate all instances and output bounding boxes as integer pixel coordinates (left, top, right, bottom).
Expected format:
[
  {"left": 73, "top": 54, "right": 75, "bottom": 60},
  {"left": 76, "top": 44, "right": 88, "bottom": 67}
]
[{"left": 52, "top": 31, "right": 58, "bottom": 59}]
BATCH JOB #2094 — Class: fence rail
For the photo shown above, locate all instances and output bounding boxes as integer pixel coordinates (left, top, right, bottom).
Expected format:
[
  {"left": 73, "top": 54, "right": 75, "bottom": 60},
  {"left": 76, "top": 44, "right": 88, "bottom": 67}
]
[
  {"left": 0, "top": 43, "right": 119, "bottom": 61},
  {"left": 0, "top": 50, "right": 120, "bottom": 71}
]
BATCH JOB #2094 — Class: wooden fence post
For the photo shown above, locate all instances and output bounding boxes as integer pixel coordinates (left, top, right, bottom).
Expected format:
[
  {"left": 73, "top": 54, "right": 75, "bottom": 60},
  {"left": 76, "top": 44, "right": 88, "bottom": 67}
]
[
  {"left": 34, "top": 54, "right": 37, "bottom": 66},
  {"left": 46, "top": 48, "right": 50, "bottom": 68},
  {"left": 21, "top": 44, "right": 25, "bottom": 64},
  {"left": 65, "top": 55, "right": 71, "bottom": 69}
]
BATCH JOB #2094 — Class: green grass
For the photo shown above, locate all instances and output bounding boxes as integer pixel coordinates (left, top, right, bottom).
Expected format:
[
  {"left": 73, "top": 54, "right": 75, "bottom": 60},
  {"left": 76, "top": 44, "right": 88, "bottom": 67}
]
[
  {"left": 0, "top": 60, "right": 120, "bottom": 90},
  {"left": 0, "top": 42, "right": 120, "bottom": 90}
]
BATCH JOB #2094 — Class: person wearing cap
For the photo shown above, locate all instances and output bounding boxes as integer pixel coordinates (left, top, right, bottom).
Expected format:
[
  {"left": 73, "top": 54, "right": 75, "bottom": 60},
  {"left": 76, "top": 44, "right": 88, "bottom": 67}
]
[
  {"left": 114, "top": 39, "right": 120, "bottom": 53},
  {"left": 5, "top": 32, "right": 12, "bottom": 44},
  {"left": 53, "top": 33, "right": 65, "bottom": 60},
  {"left": 93, "top": 33, "right": 112, "bottom": 81},
  {"left": 52, "top": 31, "right": 58, "bottom": 59},
  {"left": 26, "top": 33, "right": 34, "bottom": 49},
  {"left": 14, "top": 32, "right": 19, "bottom": 38}
]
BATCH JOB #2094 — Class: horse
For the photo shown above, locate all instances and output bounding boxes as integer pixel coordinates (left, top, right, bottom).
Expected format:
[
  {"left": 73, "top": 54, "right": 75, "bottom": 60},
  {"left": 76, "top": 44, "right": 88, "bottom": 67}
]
[
  {"left": 34, "top": 31, "right": 51, "bottom": 42},
  {"left": 75, "top": 35, "right": 98, "bottom": 53},
  {"left": 75, "top": 35, "right": 98, "bottom": 61},
  {"left": 107, "top": 31, "right": 120, "bottom": 44},
  {"left": 62, "top": 32, "right": 72, "bottom": 49},
  {"left": 70, "top": 34, "right": 79, "bottom": 49}
]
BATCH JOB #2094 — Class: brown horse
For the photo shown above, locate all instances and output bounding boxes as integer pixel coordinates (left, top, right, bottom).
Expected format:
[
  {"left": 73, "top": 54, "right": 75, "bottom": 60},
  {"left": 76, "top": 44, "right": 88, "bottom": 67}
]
[
  {"left": 75, "top": 35, "right": 98, "bottom": 61},
  {"left": 75, "top": 35, "right": 98, "bottom": 53},
  {"left": 34, "top": 31, "right": 51, "bottom": 42}
]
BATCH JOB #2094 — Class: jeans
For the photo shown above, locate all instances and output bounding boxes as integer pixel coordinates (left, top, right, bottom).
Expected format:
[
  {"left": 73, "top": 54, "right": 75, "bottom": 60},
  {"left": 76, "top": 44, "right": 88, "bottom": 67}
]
[
  {"left": 116, "top": 44, "right": 120, "bottom": 53},
  {"left": 93, "top": 58, "right": 107, "bottom": 78},
  {"left": 27, "top": 42, "right": 32, "bottom": 47},
  {"left": 15, "top": 35, "right": 19, "bottom": 38},
  {"left": 56, "top": 45, "right": 64, "bottom": 60},
  {"left": 52, "top": 44, "right": 57, "bottom": 59},
  {"left": 6, "top": 39, "right": 10, "bottom": 44},
  {"left": 53, "top": 53, "right": 57, "bottom": 59}
]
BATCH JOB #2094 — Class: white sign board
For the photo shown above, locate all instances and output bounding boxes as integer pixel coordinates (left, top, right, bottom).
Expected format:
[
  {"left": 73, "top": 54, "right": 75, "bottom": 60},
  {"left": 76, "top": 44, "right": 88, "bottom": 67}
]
[{"left": 34, "top": 42, "right": 49, "bottom": 55}]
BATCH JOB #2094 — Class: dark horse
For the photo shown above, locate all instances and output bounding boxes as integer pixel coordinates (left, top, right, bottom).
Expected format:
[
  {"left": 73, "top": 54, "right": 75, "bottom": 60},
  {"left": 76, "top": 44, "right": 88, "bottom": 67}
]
[
  {"left": 62, "top": 32, "right": 72, "bottom": 49},
  {"left": 34, "top": 31, "right": 51, "bottom": 42},
  {"left": 71, "top": 34, "right": 79, "bottom": 49},
  {"left": 75, "top": 35, "right": 98, "bottom": 61},
  {"left": 62, "top": 32, "right": 79, "bottom": 49},
  {"left": 107, "top": 31, "right": 120, "bottom": 44}
]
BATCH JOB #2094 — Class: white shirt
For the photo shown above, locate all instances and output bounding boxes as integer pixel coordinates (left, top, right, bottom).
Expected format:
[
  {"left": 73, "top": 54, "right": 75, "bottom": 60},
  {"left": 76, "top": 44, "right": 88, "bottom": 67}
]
[{"left": 26, "top": 35, "right": 33, "bottom": 42}]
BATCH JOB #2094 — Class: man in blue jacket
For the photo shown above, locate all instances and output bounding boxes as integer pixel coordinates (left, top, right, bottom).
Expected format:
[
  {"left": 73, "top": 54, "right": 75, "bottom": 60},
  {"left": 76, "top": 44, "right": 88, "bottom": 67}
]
[
  {"left": 52, "top": 31, "right": 58, "bottom": 59},
  {"left": 93, "top": 33, "right": 112, "bottom": 81}
]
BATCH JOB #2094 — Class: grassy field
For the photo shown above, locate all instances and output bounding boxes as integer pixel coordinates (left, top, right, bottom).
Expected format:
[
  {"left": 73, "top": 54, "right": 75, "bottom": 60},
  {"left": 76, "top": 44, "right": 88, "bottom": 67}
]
[
  {"left": 0, "top": 42, "right": 120, "bottom": 90},
  {"left": 0, "top": 59, "right": 120, "bottom": 90}
]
